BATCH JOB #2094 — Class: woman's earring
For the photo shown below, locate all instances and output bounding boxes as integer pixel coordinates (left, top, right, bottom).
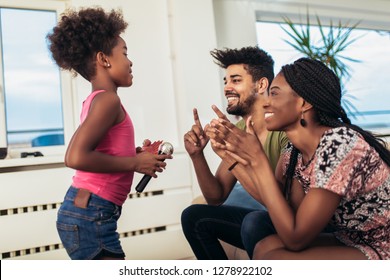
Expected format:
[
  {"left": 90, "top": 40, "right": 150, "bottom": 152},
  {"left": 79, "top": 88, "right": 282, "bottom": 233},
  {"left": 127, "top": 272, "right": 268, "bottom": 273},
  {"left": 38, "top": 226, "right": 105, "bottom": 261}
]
[
  {"left": 300, "top": 111, "right": 307, "bottom": 127},
  {"left": 107, "top": 63, "right": 110, "bottom": 67}
]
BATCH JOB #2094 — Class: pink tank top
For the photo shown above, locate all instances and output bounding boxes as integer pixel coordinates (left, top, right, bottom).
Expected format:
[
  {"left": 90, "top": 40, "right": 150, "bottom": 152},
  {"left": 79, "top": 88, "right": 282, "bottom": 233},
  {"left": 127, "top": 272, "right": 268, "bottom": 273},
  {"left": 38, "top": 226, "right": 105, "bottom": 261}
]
[{"left": 72, "top": 90, "right": 136, "bottom": 206}]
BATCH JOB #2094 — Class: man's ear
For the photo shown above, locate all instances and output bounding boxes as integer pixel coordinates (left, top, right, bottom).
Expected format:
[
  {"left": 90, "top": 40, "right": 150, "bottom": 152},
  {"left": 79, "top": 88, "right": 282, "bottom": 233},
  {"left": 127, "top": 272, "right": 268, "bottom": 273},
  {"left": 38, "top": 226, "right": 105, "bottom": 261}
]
[
  {"left": 256, "top": 77, "right": 269, "bottom": 93},
  {"left": 96, "top": 51, "right": 110, "bottom": 67}
]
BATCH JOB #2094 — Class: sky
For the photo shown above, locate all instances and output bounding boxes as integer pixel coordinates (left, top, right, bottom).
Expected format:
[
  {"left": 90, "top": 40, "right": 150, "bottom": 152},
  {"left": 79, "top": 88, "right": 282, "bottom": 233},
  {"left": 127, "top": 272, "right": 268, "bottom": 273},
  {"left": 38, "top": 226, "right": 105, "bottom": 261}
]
[
  {"left": 1, "top": 9, "right": 389, "bottom": 146},
  {"left": 256, "top": 21, "right": 390, "bottom": 131},
  {"left": 1, "top": 8, "right": 63, "bottom": 144}
]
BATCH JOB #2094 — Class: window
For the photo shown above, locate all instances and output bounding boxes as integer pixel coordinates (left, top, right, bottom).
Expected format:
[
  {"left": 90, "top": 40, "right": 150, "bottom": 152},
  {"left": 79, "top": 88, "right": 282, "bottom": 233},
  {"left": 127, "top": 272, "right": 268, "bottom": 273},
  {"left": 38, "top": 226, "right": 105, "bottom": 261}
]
[
  {"left": 256, "top": 21, "right": 390, "bottom": 135},
  {"left": 0, "top": 1, "right": 71, "bottom": 156},
  {"left": 1, "top": 7, "right": 63, "bottom": 148}
]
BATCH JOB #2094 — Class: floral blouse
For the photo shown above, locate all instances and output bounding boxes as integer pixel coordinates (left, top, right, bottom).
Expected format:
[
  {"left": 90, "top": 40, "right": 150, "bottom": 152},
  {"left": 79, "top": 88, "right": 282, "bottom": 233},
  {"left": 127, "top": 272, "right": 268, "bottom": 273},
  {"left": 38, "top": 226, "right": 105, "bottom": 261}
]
[{"left": 282, "top": 127, "right": 390, "bottom": 259}]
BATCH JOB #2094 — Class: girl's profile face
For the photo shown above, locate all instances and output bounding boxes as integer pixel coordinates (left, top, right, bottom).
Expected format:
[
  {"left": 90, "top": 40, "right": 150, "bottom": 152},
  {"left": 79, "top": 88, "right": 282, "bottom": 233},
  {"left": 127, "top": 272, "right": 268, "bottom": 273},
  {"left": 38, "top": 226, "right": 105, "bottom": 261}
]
[
  {"left": 107, "top": 36, "right": 133, "bottom": 87},
  {"left": 263, "top": 72, "right": 303, "bottom": 131}
]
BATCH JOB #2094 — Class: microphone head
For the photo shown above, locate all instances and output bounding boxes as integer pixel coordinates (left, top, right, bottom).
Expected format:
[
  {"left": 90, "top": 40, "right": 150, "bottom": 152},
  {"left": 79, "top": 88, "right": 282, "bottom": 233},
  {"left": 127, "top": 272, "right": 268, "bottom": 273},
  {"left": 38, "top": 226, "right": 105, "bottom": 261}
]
[{"left": 158, "top": 142, "right": 174, "bottom": 155}]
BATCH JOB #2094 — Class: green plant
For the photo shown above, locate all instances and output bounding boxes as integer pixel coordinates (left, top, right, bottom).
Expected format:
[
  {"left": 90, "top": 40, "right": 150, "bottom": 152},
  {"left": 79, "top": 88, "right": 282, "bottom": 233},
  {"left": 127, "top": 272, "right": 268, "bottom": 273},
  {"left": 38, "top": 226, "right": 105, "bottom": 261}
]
[{"left": 281, "top": 12, "right": 363, "bottom": 115}]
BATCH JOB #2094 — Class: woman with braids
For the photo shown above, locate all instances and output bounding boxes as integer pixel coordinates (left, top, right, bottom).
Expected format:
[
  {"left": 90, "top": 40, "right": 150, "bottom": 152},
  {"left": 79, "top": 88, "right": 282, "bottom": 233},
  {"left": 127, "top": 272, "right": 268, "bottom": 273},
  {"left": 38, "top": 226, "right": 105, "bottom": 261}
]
[
  {"left": 47, "top": 7, "right": 171, "bottom": 260},
  {"left": 207, "top": 57, "right": 390, "bottom": 259}
]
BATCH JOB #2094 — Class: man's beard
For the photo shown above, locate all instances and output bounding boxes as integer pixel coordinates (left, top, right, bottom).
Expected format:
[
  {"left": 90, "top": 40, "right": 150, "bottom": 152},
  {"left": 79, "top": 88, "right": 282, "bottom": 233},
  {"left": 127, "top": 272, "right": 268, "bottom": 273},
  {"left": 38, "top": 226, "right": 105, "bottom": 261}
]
[{"left": 226, "top": 89, "right": 257, "bottom": 117}]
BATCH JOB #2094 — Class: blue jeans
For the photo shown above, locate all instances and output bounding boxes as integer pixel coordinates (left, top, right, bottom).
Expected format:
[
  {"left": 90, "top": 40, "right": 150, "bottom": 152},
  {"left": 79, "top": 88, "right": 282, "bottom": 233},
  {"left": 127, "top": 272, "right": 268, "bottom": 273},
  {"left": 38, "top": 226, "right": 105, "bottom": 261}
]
[
  {"left": 181, "top": 204, "right": 274, "bottom": 259},
  {"left": 241, "top": 210, "right": 275, "bottom": 258},
  {"left": 223, "top": 182, "right": 267, "bottom": 210},
  {"left": 56, "top": 187, "right": 124, "bottom": 260},
  {"left": 182, "top": 206, "right": 336, "bottom": 260},
  {"left": 241, "top": 210, "right": 337, "bottom": 259}
]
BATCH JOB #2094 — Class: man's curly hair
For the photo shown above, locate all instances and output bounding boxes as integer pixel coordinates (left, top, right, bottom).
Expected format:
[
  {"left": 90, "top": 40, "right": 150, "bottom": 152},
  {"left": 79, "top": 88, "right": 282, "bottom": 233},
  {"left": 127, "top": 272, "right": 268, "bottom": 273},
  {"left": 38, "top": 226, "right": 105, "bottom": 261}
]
[
  {"left": 47, "top": 7, "right": 128, "bottom": 81},
  {"left": 210, "top": 46, "right": 274, "bottom": 85}
]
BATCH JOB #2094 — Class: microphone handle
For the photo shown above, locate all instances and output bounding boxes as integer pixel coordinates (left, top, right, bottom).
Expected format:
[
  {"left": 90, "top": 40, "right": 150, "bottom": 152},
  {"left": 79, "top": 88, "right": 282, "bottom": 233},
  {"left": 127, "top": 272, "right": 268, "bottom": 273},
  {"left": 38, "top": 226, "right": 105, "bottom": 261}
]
[
  {"left": 135, "top": 147, "right": 171, "bottom": 193},
  {"left": 135, "top": 175, "right": 152, "bottom": 193}
]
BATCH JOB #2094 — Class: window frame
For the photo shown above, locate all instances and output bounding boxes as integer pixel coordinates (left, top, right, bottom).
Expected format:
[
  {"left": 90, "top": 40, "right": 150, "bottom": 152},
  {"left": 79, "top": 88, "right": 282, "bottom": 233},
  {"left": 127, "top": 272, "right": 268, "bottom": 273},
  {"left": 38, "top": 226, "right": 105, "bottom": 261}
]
[
  {"left": 253, "top": 2, "right": 390, "bottom": 136},
  {"left": 0, "top": 0, "right": 74, "bottom": 160}
]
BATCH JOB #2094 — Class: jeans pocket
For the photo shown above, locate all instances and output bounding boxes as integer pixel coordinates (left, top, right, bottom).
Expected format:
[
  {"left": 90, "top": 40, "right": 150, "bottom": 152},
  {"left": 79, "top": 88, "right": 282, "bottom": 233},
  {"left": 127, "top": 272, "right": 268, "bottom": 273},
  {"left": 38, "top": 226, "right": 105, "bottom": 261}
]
[
  {"left": 56, "top": 221, "right": 79, "bottom": 255},
  {"left": 96, "top": 205, "right": 121, "bottom": 223}
]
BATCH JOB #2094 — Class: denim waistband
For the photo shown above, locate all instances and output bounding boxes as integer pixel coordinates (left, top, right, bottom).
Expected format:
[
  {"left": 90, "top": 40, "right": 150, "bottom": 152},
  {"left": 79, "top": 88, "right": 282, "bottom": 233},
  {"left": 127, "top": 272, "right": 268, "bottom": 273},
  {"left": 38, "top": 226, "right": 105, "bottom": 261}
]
[{"left": 64, "top": 186, "right": 119, "bottom": 209}]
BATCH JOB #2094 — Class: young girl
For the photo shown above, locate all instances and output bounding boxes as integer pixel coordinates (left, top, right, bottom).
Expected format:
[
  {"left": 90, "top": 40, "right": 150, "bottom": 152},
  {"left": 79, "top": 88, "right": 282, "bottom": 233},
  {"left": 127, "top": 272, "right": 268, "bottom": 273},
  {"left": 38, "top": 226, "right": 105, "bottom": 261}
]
[
  {"left": 207, "top": 57, "right": 390, "bottom": 259},
  {"left": 47, "top": 7, "right": 172, "bottom": 260}
]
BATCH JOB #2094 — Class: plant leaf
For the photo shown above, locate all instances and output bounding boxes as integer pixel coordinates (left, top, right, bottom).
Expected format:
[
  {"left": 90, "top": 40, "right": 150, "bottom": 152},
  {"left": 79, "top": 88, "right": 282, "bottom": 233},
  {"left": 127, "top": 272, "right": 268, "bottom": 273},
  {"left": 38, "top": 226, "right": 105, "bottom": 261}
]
[{"left": 280, "top": 11, "right": 363, "bottom": 116}]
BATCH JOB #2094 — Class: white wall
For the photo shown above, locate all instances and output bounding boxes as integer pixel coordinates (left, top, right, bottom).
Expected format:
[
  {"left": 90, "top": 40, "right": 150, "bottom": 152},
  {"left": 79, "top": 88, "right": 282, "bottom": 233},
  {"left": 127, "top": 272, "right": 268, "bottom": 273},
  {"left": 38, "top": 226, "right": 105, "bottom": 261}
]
[
  {"left": 1, "top": 0, "right": 224, "bottom": 260},
  {"left": 213, "top": 0, "right": 390, "bottom": 48},
  {"left": 1, "top": 0, "right": 389, "bottom": 260},
  {"left": 71, "top": 0, "right": 224, "bottom": 197}
]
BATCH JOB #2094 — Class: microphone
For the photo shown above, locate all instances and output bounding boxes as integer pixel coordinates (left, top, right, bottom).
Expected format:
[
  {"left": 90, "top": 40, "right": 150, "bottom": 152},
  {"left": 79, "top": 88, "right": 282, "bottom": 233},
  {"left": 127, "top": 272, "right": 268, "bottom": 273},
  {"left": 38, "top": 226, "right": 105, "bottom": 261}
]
[{"left": 135, "top": 142, "right": 174, "bottom": 193}]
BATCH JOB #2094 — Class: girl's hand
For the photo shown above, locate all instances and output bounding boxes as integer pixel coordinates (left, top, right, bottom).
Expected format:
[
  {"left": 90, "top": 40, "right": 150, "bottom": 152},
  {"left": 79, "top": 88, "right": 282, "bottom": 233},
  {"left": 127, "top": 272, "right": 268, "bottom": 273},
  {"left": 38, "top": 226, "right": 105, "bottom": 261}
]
[{"left": 134, "top": 150, "right": 172, "bottom": 177}]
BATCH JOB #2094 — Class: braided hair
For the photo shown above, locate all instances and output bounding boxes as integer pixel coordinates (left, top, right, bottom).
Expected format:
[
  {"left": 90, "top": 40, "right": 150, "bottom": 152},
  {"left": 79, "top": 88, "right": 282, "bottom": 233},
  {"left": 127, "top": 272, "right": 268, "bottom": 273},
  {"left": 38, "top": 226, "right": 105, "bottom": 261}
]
[{"left": 281, "top": 57, "right": 390, "bottom": 199}]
